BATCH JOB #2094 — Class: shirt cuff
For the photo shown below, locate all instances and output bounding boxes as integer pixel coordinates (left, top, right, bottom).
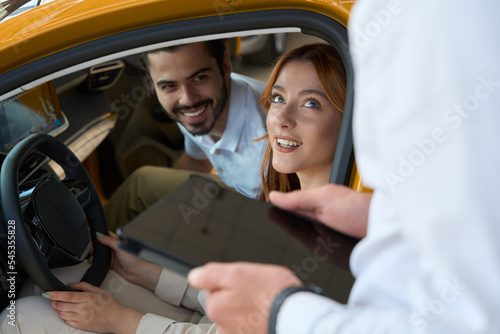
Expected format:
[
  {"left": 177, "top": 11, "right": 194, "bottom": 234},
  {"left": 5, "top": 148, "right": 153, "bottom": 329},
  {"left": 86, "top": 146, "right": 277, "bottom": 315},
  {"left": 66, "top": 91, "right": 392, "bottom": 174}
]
[
  {"left": 154, "top": 267, "right": 189, "bottom": 306},
  {"left": 136, "top": 313, "right": 175, "bottom": 334},
  {"left": 275, "top": 292, "right": 343, "bottom": 334}
]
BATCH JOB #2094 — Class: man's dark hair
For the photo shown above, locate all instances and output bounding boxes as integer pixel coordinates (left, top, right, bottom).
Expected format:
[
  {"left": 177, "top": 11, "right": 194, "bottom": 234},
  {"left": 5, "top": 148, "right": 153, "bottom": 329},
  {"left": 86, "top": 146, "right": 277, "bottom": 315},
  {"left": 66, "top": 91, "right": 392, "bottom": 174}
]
[{"left": 139, "top": 39, "right": 228, "bottom": 78}]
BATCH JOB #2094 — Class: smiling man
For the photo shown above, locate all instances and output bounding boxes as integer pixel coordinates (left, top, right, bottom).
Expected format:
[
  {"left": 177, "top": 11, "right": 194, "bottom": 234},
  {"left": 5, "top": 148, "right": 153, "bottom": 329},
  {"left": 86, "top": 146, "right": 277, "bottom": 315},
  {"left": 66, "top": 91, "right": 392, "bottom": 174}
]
[{"left": 104, "top": 40, "right": 268, "bottom": 231}]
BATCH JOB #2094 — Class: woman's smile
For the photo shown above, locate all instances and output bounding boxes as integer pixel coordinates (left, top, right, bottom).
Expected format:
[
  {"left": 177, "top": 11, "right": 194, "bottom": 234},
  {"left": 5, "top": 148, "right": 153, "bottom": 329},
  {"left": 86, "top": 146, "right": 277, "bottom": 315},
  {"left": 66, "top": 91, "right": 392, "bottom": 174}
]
[{"left": 274, "top": 136, "right": 303, "bottom": 153}]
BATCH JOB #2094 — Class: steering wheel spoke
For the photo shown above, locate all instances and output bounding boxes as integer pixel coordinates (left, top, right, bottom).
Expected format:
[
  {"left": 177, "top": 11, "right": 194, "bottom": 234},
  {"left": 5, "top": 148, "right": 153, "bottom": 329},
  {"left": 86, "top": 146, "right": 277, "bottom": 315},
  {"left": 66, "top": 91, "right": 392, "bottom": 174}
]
[
  {"left": 63, "top": 179, "right": 92, "bottom": 208},
  {"left": 22, "top": 216, "right": 53, "bottom": 261}
]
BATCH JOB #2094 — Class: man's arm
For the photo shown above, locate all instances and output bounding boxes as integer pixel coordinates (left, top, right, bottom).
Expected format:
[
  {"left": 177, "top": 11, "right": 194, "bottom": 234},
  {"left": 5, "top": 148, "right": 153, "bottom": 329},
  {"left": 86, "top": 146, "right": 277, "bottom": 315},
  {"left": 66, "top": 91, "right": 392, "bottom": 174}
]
[{"left": 175, "top": 152, "right": 213, "bottom": 173}]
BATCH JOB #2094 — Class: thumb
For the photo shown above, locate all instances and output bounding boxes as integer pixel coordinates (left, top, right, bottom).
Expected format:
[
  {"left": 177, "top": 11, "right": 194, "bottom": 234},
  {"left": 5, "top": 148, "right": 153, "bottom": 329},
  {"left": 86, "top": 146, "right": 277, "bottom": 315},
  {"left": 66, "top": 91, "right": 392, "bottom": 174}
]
[
  {"left": 269, "top": 188, "right": 321, "bottom": 220},
  {"left": 188, "top": 262, "right": 229, "bottom": 291}
]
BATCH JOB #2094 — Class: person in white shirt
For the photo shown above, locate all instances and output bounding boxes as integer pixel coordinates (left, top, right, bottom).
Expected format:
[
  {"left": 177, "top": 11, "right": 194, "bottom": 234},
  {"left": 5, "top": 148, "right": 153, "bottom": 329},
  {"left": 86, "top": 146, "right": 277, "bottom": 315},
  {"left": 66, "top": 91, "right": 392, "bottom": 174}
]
[{"left": 188, "top": 0, "right": 500, "bottom": 333}]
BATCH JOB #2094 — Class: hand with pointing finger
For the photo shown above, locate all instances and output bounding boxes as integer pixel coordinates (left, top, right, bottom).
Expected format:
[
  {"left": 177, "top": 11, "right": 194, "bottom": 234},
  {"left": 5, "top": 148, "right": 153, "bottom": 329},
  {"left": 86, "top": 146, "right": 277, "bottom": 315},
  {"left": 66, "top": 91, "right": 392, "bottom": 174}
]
[{"left": 188, "top": 262, "right": 302, "bottom": 334}]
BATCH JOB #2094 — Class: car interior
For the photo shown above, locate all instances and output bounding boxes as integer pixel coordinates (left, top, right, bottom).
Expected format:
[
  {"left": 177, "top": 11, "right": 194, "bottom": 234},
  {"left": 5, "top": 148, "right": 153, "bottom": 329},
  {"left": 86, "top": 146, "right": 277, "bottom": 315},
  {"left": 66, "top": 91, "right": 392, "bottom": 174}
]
[{"left": 0, "top": 8, "right": 358, "bottom": 312}]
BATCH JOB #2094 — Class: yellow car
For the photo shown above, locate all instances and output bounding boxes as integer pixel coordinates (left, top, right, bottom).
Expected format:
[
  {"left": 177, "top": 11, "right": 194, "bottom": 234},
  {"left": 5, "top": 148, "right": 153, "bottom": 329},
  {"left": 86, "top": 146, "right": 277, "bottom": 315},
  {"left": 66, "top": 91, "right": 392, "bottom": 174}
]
[{"left": 0, "top": 0, "right": 366, "bottom": 312}]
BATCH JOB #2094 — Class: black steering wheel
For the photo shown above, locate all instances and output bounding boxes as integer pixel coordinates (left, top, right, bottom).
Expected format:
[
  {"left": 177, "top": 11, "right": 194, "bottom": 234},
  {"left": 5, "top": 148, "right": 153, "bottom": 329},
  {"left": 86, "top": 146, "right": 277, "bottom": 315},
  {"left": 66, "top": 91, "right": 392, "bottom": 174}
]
[{"left": 0, "top": 133, "right": 111, "bottom": 291}]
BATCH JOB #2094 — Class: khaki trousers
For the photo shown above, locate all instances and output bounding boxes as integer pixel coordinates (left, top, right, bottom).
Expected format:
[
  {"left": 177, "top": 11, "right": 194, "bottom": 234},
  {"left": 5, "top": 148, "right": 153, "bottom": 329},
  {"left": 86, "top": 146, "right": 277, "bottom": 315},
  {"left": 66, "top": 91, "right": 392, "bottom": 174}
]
[{"left": 104, "top": 166, "right": 222, "bottom": 232}]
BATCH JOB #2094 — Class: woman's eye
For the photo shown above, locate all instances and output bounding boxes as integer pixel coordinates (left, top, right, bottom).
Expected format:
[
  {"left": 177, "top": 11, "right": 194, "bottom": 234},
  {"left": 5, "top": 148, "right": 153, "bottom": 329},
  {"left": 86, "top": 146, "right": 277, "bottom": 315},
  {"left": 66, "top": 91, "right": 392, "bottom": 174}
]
[
  {"left": 304, "top": 99, "right": 320, "bottom": 108},
  {"left": 271, "top": 95, "right": 285, "bottom": 103}
]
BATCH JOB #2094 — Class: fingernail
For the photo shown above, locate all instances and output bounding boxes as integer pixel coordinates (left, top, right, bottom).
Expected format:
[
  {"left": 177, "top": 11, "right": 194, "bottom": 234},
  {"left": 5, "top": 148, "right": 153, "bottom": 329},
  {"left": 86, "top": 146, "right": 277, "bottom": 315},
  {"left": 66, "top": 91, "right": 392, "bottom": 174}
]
[
  {"left": 42, "top": 293, "right": 52, "bottom": 299},
  {"left": 187, "top": 267, "right": 201, "bottom": 283},
  {"left": 96, "top": 232, "right": 104, "bottom": 239}
]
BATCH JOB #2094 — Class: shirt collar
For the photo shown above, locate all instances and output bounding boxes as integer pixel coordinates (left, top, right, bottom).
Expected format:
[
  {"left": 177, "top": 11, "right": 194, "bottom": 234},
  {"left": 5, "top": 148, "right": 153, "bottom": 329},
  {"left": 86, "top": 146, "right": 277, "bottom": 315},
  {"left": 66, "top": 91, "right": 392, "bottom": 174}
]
[{"left": 208, "top": 76, "right": 247, "bottom": 153}]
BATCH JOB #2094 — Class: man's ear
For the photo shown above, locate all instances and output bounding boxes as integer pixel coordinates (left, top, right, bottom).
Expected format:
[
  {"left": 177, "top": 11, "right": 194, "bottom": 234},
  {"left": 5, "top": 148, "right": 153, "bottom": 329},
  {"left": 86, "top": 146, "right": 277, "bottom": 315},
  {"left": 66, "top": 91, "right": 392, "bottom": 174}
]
[{"left": 223, "top": 49, "right": 232, "bottom": 81}]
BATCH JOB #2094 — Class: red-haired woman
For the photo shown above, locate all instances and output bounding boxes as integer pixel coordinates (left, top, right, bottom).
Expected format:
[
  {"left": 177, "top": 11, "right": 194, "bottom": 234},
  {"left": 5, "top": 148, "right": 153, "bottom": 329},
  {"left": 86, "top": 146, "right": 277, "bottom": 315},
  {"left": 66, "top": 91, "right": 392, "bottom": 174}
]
[{"left": 258, "top": 43, "right": 346, "bottom": 201}]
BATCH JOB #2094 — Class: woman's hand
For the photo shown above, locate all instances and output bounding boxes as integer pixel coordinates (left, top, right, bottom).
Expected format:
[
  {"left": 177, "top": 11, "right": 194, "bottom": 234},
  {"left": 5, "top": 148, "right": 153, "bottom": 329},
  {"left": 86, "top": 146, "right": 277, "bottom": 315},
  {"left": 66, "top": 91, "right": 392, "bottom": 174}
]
[
  {"left": 45, "top": 282, "right": 143, "bottom": 334},
  {"left": 96, "top": 232, "right": 162, "bottom": 291}
]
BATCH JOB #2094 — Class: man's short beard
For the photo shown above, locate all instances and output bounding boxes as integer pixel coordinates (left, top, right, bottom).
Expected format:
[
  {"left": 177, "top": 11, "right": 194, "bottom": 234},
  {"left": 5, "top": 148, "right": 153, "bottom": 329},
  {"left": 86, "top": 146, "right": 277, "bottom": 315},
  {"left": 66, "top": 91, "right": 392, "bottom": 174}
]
[
  {"left": 189, "top": 80, "right": 227, "bottom": 136},
  {"left": 164, "top": 80, "right": 228, "bottom": 136}
]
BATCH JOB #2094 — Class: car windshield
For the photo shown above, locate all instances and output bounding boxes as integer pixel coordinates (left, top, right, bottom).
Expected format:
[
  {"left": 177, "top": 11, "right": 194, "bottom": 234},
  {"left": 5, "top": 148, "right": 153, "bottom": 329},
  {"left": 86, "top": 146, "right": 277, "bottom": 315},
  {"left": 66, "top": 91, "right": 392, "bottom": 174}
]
[{"left": 0, "top": 0, "right": 41, "bottom": 21}]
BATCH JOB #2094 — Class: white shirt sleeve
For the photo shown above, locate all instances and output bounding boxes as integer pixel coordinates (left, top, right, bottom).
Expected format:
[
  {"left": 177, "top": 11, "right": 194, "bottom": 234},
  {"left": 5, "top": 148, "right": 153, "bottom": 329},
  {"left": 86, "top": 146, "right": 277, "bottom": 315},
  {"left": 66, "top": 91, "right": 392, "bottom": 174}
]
[
  {"left": 277, "top": 0, "right": 500, "bottom": 333},
  {"left": 276, "top": 292, "right": 342, "bottom": 333},
  {"left": 135, "top": 269, "right": 214, "bottom": 333},
  {"left": 136, "top": 313, "right": 218, "bottom": 334},
  {"left": 136, "top": 313, "right": 175, "bottom": 334}
]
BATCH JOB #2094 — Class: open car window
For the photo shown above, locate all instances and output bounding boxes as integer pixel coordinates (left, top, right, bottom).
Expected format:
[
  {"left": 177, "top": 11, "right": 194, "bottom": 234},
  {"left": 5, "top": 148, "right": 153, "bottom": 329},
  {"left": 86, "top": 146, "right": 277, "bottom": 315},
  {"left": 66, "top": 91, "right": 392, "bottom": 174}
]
[{"left": 0, "top": 24, "right": 354, "bottom": 185}]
